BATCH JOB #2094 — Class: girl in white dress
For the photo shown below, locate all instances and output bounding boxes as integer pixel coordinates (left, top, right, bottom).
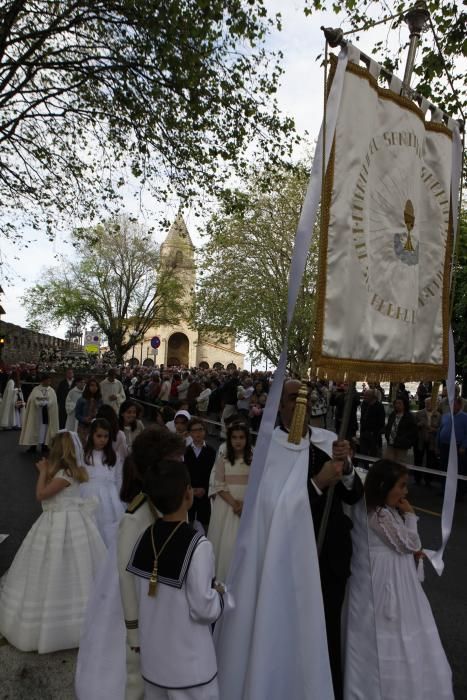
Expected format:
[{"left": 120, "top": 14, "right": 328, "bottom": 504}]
[
  {"left": 208, "top": 422, "right": 252, "bottom": 581},
  {"left": 80, "top": 418, "right": 125, "bottom": 546},
  {"left": 344, "top": 459, "right": 453, "bottom": 700},
  {"left": 0, "top": 431, "right": 106, "bottom": 653},
  {"left": 96, "top": 404, "right": 129, "bottom": 481}
]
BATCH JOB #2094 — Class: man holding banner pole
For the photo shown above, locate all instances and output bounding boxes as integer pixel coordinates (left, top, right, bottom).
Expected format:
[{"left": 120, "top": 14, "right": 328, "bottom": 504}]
[{"left": 214, "top": 376, "right": 362, "bottom": 700}]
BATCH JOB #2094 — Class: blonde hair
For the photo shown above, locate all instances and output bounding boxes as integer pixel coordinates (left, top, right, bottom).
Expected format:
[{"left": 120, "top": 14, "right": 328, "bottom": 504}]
[{"left": 47, "top": 432, "right": 89, "bottom": 484}]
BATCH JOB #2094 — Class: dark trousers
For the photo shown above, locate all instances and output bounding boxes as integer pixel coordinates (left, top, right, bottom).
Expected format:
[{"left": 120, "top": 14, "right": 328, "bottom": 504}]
[
  {"left": 321, "top": 574, "right": 347, "bottom": 700},
  {"left": 413, "top": 443, "right": 437, "bottom": 484},
  {"left": 359, "top": 430, "right": 380, "bottom": 457}
]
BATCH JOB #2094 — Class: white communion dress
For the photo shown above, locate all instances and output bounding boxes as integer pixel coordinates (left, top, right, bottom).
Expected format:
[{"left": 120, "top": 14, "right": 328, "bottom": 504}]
[
  {"left": 80, "top": 450, "right": 125, "bottom": 546},
  {"left": 344, "top": 505, "right": 453, "bottom": 700},
  {"left": 0, "top": 471, "right": 106, "bottom": 653},
  {"left": 208, "top": 454, "right": 249, "bottom": 581}
]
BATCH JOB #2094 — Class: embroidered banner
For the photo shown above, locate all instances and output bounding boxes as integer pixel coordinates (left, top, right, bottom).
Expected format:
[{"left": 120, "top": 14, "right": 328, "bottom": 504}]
[{"left": 313, "top": 59, "right": 456, "bottom": 381}]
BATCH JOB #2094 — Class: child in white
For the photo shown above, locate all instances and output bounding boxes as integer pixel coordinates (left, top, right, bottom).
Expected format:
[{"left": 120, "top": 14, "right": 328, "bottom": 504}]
[
  {"left": 127, "top": 459, "right": 234, "bottom": 699},
  {"left": 80, "top": 417, "right": 125, "bottom": 546},
  {"left": 208, "top": 422, "right": 251, "bottom": 581},
  {"left": 344, "top": 459, "right": 453, "bottom": 700},
  {"left": 0, "top": 430, "right": 105, "bottom": 653}
]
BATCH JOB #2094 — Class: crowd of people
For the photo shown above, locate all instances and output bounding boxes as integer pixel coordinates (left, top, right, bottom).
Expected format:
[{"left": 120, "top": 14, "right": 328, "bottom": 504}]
[
  {"left": 2, "top": 364, "right": 465, "bottom": 471},
  {"left": 0, "top": 364, "right": 462, "bottom": 699}
]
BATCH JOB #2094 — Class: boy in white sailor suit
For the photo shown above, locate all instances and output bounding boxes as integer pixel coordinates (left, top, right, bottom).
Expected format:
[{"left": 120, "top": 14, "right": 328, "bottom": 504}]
[
  {"left": 127, "top": 459, "right": 234, "bottom": 700},
  {"left": 118, "top": 429, "right": 186, "bottom": 700}
]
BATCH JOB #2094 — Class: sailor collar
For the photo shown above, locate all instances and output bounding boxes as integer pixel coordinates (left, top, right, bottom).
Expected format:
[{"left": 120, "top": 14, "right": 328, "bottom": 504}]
[{"left": 127, "top": 520, "right": 204, "bottom": 589}]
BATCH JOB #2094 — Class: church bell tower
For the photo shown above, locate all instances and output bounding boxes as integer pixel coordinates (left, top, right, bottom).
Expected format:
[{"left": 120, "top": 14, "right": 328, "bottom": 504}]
[{"left": 160, "top": 213, "right": 195, "bottom": 306}]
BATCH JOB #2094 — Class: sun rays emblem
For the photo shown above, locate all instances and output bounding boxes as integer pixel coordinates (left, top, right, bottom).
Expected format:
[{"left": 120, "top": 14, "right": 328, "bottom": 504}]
[{"left": 351, "top": 147, "right": 449, "bottom": 321}]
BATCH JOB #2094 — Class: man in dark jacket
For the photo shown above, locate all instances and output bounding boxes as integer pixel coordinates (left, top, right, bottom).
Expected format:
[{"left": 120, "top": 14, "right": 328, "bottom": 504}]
[
  {"left": 220, "top": 371, "right": 240, "bottom": 436},
  {"left": 359, "top": 388, "right": 386, "bottom": 457},
  {"left": 384, "top": 396, "right": 417, "bottom": 463}
]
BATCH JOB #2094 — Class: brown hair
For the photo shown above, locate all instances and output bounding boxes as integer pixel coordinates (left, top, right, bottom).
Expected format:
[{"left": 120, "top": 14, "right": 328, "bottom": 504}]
[
  {"left": 226, "top": 421, "right": 252, "bottom": 466},
  {"left": 364, "top": 459, "right": 409, "bottom": 512},
  {"left": 187, "top": 417, "right": 206, "bottom": 432},
  {"left": 120, "top": 427, "right": 185, "bottom": 502}
]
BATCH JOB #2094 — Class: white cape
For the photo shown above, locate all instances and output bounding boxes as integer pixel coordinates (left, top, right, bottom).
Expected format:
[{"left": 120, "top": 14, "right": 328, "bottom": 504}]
[{"left": 214, "top": 427, "right": 335, "bottom": 700}]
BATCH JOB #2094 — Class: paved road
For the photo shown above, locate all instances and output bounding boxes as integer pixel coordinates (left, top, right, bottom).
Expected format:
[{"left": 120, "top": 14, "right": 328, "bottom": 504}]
[{"left": 1, "top": 428, "right": 466, "bottom": 698}]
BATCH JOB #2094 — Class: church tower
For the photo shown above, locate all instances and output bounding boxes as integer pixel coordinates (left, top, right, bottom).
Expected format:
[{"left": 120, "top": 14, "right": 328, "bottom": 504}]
[
  {"left": 160, "top": 213, "right": 195, "bottom": 306},
  {"left": 130, "top": 213, "right": 244, "bottom": 370}
]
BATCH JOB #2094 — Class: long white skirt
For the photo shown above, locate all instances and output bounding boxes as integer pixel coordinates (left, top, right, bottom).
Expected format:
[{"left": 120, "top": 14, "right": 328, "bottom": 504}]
[
  {"left": 344, "top": 524, "right": 453, "bottom": 699},
  {"left": 0, "top": 500, "right": 106, "bottom": 653},
  {"left": 75, "top": 536, "right": 127, "bottom": 699},
  {"left": 80, "top": 479, "right": 125, "bottom": 547},
  {"left": 207, "top": 484, "right": 245, "bottom": 582}
]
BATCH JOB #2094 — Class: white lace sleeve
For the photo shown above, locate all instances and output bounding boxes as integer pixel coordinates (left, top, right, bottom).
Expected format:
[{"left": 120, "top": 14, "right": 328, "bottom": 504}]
[{"left": 369, "top": 508, "right": 421, "bottom": 554}]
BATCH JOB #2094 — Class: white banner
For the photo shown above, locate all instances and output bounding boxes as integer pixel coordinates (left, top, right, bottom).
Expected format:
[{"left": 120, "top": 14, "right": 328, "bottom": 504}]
[{"left": 313, "top": 59, "right": 455, "bottom": 381}]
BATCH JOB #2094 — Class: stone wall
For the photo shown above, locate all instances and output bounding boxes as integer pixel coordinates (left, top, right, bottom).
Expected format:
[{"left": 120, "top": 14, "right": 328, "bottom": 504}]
[{"left": 0, "top": 321, "right": 73, "bottom": 366}]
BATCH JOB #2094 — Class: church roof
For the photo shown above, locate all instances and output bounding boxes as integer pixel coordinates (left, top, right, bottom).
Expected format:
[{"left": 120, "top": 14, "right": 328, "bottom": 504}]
[{"left": 162, "top": 213, "right": 194, "bottom": 249}]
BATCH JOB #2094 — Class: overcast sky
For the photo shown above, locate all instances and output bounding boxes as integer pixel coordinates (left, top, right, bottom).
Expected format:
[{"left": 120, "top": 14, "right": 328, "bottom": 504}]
[{"left": 0, "top": 2, "right": 427, "bottom": 359}]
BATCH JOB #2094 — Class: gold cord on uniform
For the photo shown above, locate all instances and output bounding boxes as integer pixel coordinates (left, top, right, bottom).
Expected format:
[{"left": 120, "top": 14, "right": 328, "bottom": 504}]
[{"left": 148, "top": 520, "right": 184, "bottom": 597}]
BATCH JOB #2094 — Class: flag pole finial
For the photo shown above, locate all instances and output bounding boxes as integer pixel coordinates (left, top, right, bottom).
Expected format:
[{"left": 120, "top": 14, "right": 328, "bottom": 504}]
[{"left": 402, "top": 2, "right": 430, "bottom": 95}]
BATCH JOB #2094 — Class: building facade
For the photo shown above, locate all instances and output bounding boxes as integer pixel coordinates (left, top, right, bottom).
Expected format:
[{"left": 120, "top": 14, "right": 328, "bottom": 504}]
[{"left": 133, "top": 215, "right": 244, "bottom": 370}]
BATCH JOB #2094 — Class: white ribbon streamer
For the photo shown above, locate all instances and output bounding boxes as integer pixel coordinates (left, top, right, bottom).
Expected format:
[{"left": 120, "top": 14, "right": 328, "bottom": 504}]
[
  {"left": 425, "top": 124, "right": 463, "bottom": 575},
  {"left": 228, "top": 46, "right": 349, "bottom": 574},
  {"left": 425, "top": 329, "right": 457, "bottom": 575}
]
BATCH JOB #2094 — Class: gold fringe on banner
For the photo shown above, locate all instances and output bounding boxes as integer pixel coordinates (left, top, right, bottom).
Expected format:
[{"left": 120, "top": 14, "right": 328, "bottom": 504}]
[{"left": 312, "top": 359, "right": 449, "bottom": 384}]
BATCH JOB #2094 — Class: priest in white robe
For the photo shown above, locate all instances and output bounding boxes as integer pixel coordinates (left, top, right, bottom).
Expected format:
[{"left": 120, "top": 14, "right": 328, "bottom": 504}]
[
  {"left": 19, "top": 373, "right": 59, "bottom": 451},
  {"left": 0, "top": 373, "right": 25, "bottom": 429},
  {"left": 65, "top": 377, "right": 85, "bottom": 431},
  {"left": 100, "top": 369, "right": 126, "bottom": 414}
]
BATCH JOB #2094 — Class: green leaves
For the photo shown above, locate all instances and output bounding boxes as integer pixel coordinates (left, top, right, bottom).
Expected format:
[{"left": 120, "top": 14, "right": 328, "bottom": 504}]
[
  {"left": 452, "top": 210, "right": 467, "bottom": 375},
  {"left": 0, "top": 0, "right": 296, "bottom": 241},
  {"left": 194, "top": 162, "right": 319, "bottom": 374},
  {"left": 22, "top": 215, "right": 183, "bottom": 361},
  {"left": 303, "top": 1, "right": 465, "bottom": 120}
]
